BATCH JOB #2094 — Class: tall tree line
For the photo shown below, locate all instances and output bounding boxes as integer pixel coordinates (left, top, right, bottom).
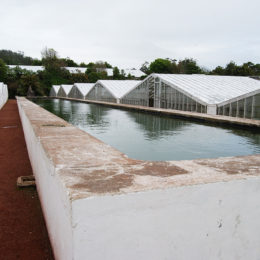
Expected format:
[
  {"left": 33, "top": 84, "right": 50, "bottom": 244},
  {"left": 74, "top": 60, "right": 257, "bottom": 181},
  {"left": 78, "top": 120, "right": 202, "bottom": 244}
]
[{"left": 0, "top": 48, "right": 259, "bottom": 98}]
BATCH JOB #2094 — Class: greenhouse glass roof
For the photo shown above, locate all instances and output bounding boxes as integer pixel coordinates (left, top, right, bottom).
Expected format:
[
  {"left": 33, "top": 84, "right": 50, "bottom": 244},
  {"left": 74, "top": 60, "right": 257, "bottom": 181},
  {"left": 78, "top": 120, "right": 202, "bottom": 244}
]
[
  {"left": 66, "top": 67, "right": 87, "bottom": 73},
  {"left": 52, "top": 85, "right": 60, "bottom": 93},
  {"left": 61, "top": 85, "right": 73, "bottom": 95},
  {"left": 153, "top": 74, "right": 260, "bottom": 105},
  {"left": 123, "top": 69, "right": 146, "bottom": 78},
  {"left": 97, "top": 80, "right": 141, "bottom": 99},
  {"left": 74, "top": 83, "right": 94, "bottom": 96}
]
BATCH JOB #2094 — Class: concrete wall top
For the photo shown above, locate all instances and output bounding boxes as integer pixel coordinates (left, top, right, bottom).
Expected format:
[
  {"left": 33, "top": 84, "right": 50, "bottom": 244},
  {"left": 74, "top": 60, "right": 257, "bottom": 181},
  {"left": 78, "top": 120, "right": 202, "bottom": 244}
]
[{"left": 17, "top": 97, "right": 260, "bottom": 201}]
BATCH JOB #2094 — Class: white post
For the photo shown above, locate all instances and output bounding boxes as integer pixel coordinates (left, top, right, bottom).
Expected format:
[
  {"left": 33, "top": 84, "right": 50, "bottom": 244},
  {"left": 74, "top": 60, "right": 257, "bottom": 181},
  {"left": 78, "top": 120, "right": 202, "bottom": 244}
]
[
  {"left": 244, "top": 98, "right": 247, "bottom": 118},
  {"left": 251, "top": 96, "right": 255, "bottom": 119},
  {"left": 236, "top": 100, "right": 239, "bottom": 117},
  {"left": 207, "top": 105, "right": 217, "bottom": 115}
]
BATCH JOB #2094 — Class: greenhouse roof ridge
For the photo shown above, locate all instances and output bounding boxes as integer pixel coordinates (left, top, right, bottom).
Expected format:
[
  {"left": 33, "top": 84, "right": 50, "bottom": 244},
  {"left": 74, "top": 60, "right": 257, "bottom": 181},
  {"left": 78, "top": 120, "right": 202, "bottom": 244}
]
[
  {"left": 52, "top": 85, "right": 60, "bottom": 92},
  {"left": 61, "top": 84, "right": 73, "bottom": 95},
  {"left": 97, "top": 80, "right": 141, "bottom": 99},
  {"left": 152, "top": 74, "right": 260, "bottom": 105},
  {"left": 74, "top": 83, "right": 95, "bottom": 96}
]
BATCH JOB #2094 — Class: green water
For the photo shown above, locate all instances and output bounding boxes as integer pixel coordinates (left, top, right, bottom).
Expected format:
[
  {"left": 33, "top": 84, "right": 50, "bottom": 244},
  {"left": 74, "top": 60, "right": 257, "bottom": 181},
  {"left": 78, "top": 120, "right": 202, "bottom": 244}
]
[{"left": 33, "top": 99, "right": 260, "bottom": 161}]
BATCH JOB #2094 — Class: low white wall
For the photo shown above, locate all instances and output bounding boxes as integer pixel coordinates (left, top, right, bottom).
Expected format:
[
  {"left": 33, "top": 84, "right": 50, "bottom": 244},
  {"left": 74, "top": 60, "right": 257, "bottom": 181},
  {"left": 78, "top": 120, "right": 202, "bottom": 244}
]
[
  {"left": 0, "top": 82, "right": 8, "bottom": 110},
  {"left": 17, "top": 97, "right": 260, "bottom": 260},
  {"left": 73, "top": 179, "right": 260, "bottom": 260},
  {"left": 17, "top": 100, "right": 73, "bottom": 260}
]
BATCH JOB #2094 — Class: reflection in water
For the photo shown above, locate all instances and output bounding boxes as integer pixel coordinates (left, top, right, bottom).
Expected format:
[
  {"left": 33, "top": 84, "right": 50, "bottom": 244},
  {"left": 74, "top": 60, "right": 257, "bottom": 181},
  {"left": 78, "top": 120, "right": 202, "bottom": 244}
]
[
  {"left": 33, "top": 99, "right": 260, "bottom": 161},
  {"left": 125, "top": 110, "right": 190, "bottom": 140},
  {"left": 230, "top": 128, "right": 260, "bottom": 148}
]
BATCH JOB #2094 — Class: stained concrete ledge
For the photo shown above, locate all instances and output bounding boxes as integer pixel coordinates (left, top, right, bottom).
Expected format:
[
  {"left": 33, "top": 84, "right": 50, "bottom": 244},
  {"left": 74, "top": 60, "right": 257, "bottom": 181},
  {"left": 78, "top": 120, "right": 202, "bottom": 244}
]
[{"left": 17, "top": 97, "right": 260, "bottom": 260}]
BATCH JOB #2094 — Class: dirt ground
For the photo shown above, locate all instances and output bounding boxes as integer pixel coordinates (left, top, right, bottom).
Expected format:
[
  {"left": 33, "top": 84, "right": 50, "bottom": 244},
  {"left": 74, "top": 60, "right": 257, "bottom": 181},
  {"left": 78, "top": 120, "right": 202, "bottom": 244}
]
[{"left": 0, "top": 100, "right": 54, "bottom": 259}]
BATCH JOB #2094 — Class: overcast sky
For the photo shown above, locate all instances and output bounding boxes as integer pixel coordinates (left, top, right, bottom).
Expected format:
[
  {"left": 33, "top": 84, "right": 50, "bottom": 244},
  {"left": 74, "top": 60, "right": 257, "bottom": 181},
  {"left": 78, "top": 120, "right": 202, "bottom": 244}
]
[{"left": 0, "top": 0, "right": 259, "bottom": 69}]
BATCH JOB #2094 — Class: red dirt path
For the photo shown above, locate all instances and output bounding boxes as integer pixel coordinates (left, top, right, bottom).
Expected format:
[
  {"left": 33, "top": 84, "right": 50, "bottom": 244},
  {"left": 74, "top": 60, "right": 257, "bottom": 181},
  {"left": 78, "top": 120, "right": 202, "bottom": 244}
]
[{"left": 0, "top": 100, "right": 54, "bottom": 260}]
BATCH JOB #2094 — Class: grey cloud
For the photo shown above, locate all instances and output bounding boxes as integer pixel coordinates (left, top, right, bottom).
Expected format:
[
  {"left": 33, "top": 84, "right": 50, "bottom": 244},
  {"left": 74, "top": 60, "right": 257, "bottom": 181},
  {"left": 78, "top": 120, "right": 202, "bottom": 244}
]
[{"left": 0, "top": 0, "right": 259, "bottom": 69}]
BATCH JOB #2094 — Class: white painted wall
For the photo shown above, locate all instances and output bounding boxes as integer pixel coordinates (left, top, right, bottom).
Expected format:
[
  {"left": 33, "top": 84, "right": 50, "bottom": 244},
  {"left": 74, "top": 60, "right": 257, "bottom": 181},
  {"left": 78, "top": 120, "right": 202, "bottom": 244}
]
[
  {"left": 0, "top": 82, "right": 8, "bottom": 110},
  {"left": 17, "top": 101, "right": 73, "bottom": 260},
  {"left": 73, "top": 178, "right": 260, "bottom": 260},
  {"left": 17, "top": 97, "right": 260, "bottom": 260}
]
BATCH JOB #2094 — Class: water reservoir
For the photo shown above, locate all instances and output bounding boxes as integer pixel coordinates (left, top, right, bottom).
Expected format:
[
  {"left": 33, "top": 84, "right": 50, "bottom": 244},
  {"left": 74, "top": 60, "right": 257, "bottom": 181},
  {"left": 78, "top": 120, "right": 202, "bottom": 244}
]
[{"left": 33, "top": 99, "right": 260, "bottom": 161}]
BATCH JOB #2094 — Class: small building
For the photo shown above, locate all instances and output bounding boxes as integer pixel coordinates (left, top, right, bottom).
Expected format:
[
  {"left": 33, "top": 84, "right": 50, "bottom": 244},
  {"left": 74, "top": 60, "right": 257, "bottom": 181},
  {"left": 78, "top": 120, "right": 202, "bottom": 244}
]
[
  {"left": 86, "top": 80, "right": 141, "bottom": 103},
  {"left": 95, "top": 68, "right": 146, "bottom": 79},
  {"left": 95, "top": 68, "right": 113, "bottom": 77},
  {"left": 68, "top": 83, "right": 94, "bottom": 100},
  {"left": 121, "top": 74, "right": 260, "bottom": 120},
  {"left": 8, "top": 65, "right": 44, "bottom": 73},
  {"left": 65, "top": 67, "right": 87, "bottom": 74},
  {"left": 49, "top": 85, "right": 61, "bottom": 97},
  {"left": 8, "top": 65, "right": 86, "bottom": 74},
  {"left": 122, "top": 69, "right": 146, "bottom": 78},
  {"left": 57, "top": 85, "right": 73, "bottom": 98}
]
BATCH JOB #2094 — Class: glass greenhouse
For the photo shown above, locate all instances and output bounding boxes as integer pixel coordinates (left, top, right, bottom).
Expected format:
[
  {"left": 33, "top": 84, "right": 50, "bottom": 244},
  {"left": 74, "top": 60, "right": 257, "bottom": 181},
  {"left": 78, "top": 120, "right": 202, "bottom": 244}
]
[
  {"left": 68, "top": 83, "right": 94, "bottom": 100},
  {"left": 86, "top": 80, "right": 140, "bottom": 103},
  {"left": 121, "top": 74, "right": 260, "bottom": 120},
  {"left": 57, "top": 85, "right": 73, "bottom": 98},
  {"left": 49, "top": 85, "right": 61, "bottom": 97}
]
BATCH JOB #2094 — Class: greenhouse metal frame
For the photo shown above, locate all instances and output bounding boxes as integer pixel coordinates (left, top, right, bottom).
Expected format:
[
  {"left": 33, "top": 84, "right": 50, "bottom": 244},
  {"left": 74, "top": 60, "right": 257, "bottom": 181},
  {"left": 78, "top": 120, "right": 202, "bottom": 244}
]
[
  {"left": 57, "top": 85, "right": 73, "bottom": 98},
  {"left": 121, "top": 74, "right": 260, "bottom": 120},
  {"left": 68, "top": 83, "right": 94, "bottom": 100},
  {"left": 86, "top": 80, "right": 141, "bottom": 103},
  {"left": 49, "top": 85, "right": 61, "bottom": 97}
]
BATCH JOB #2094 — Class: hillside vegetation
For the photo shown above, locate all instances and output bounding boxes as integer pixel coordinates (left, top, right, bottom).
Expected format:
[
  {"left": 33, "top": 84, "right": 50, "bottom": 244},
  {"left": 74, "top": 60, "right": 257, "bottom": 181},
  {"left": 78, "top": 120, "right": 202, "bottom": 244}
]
[{"left": 0, "top": 48, "right": 259, "bottom": 98}]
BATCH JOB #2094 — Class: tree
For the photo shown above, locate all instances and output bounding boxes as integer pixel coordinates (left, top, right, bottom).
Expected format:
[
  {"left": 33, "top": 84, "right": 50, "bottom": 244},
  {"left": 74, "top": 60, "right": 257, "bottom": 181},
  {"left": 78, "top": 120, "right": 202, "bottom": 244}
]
[
  {"left": 32, "top": 59, "right": 42, "bottom": 66},
  {"left": 140, "top": 61, "right": 150, "bottom": 74},
  {"left": 79, "top": 62, "right": 88, "bottom": 67},
  {"left": 168, "top": 59, "right": 179, "bottom": 73},
  {"left": 0, "top": 58, "right": 8, "bottom": 82},
  {"left": 70, "top": 73, "right": 88, "bottom": 83},
  {"left": 104, "top": 62, "right": 113, "bottom": 68},
  {"left": 126, "top": 73, "right": 135, "bottom": 79},
  {"left": 87, "top": 71, "right": 107, "bottom": 83},
  {"left": 113, "top": 67, "right": 124, "bottom": 79},
  {"left": 178, "top": 58, "right": 202, "bottom": 74},
  {"left": 6, "top": 66, "right": 33, "bottom": 98},
  {"left": 0, "top": 49, "right": 42, "bottom": 65},
  {"left": 212, "top": 61, "right": 260, "bottom": 76},
  {"left": 41, "top": 47, "right": 66, "bottom": 70},
  {"left": 85, "top": 62, "right": 108, "bottom": 74},
  {"left": 17, "top": 73, "right": 43, "bottom": 96},
  {"left": 85, "top": 61, "right": 110, "bottom": 82},
  {"left": 211, "top": 66, "right": 225, "bottom": 75},
  {"left": 252, "top": 63, "right": 260, "bottom": 75},
  {"left": 39, "top": 47, "right": 71, "bottom": 94},
  {"left": 149, "top": 58, "right": 172, "bottom": 73},
  {"left": 225, "top": 61, "right": 238, "bottom": 75},
  {"left": 62, "top": 57, "right": 78, "bottom": 67},
  {"left": 41, "top": 47, "right": 58, "bottom": 60}
]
